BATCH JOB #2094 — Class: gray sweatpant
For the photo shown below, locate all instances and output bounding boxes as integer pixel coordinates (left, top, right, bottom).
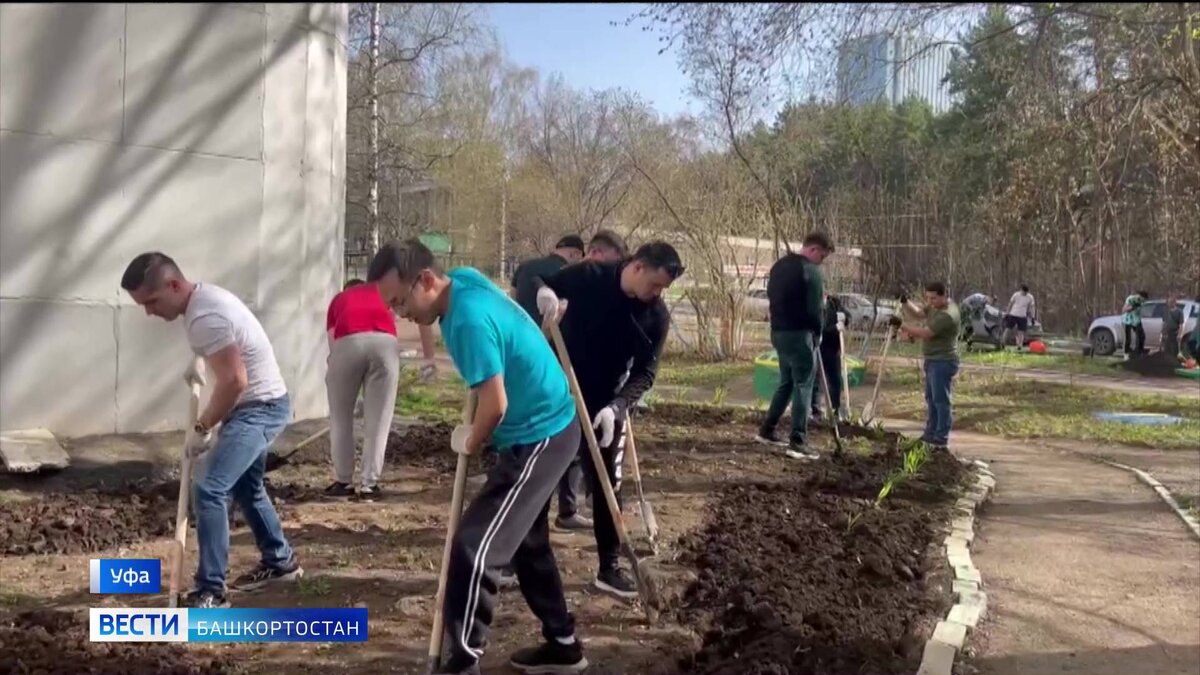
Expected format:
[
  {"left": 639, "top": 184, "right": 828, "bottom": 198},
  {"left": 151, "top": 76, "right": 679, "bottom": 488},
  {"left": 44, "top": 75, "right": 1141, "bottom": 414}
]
[{"left": 326, "top": 332, "right": 401, "bottom": 488}]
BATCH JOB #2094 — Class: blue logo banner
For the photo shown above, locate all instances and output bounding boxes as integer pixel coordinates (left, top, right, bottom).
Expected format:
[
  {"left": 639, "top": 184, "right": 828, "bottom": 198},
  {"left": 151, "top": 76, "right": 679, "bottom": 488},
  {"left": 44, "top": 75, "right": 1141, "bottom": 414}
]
[
  {"left": 89, "top": 559, "right": 161, "bottom": 594},
  {"left": 188, "top": 608, "right": 369, "bottom": 642}
]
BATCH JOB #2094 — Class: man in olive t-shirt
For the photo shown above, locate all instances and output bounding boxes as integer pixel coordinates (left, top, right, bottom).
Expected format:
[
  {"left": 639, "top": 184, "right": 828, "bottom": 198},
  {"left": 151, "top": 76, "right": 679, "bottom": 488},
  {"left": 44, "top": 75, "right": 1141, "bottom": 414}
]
[{"left": 897, "top": 281, "right": 961, "bottom": 451}]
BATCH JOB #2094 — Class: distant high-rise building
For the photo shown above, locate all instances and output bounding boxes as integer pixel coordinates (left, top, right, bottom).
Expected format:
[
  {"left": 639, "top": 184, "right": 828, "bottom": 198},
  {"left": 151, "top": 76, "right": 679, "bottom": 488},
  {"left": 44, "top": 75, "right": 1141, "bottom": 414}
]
[{"left": 837, "top": 33, "right": 954, "bottom": 113}]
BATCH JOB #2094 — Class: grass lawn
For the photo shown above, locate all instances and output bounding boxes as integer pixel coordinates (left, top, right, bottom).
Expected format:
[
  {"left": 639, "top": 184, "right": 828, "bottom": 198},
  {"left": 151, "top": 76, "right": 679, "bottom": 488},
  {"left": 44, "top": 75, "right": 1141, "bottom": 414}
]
[
  {"left": 656, "top": 354, "right": 753, "bottom": 389},
  {"left": 883, "top": 371, "right": 1200, "bottom": 449},
  {"left": 395, "top": 370, "right": 466, "bottom": 424}
]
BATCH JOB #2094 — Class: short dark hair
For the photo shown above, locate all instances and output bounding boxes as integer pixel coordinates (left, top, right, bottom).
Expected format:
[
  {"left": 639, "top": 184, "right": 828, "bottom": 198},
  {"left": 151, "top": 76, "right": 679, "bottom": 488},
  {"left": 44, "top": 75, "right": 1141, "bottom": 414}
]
[
  {"left": 925, "top": 281, "right": 948, "bottom": 297},
  {"left": 367, "top": 239, "right": 439, "bottom": 283},
  {"left": 1020, "top": 284, "right": 1029, "bottom": 293},
  {"left": 632, "top": 241, "right": 685, "bottom": 280},
  {"left": 1137, "top": 290, "right": 1149, "bottom": 298},
  {"left": 802, "top": 231, "right": 835, "bottom": 253},
  {"left": 344, "top": 278, "right": 365, "bottom": 290},
  {"left": 121, "top": 252, "right": 183, "bottom": 292},
  {"left": 589, "top": 229, "right": 628, "bottom": 257},
  {"left": 554, "top": 234, "right": 586, "bottom": 253}
]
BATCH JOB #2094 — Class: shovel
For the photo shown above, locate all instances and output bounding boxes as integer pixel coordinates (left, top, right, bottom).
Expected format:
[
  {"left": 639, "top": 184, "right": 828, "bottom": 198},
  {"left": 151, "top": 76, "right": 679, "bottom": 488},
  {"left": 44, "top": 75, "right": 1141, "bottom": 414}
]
[
  {"left": 860, "top": 327, "right": 894, "bottom": 425},
  {"left": 168, "top": 358, "right": 205, "bottom": 608},
  {"left": 815, "top": 349, "right": 844, "bottom": 455},
  {"left": 426, "top": 391, "right": 477, "bottom": 674},
  {"left": 624, "top": 420, "right": 658, "bottom": 550},
  {"left": 547, "top": 322, "right": 661, "bottom": 623}
]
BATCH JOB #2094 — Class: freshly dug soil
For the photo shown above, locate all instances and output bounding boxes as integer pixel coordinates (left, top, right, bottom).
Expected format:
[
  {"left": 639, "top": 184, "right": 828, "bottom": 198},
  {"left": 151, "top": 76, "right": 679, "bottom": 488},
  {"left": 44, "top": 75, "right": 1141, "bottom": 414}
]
[
  {"left": 0, "top": 483, "right": 177, "bottom": 556},
  {"left": 1119, "top": 351, "right": 1182, "bottom": 378},
  {"left": 0, "top": 610, "right": 233, "bottom": 675},
  {"left": 642, "top": 403, "right": 763, "bottom": 428},
  {"left": 678, "top": 445, "right": 967, "bottom": 675}
]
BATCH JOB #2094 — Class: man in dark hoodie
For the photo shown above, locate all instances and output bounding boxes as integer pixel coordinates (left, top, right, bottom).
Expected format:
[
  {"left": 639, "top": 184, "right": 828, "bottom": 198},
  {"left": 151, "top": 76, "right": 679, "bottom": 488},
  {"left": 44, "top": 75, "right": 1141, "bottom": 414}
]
[
  {"left": 756, "top": 232, "right": 835, "bottom": 460},
  {"left": 534, "top": 241, "right": 682, "bottom": 600}
]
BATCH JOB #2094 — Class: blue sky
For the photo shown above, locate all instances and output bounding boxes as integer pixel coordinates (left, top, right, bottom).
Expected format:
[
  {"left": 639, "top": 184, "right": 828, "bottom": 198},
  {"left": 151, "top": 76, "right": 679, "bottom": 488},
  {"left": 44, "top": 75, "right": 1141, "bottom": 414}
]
[{"left": 487, "top": 3, "right": 700, "bottom": 118}]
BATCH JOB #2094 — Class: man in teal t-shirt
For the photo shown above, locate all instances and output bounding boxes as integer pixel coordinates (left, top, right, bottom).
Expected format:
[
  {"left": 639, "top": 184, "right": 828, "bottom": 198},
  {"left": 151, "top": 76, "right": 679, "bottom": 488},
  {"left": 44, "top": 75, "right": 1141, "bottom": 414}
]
[
  {"left": 368, "top": 239, "right": 587, "bottom": 675},
  {"left": 1122, "top": 290, "right": 1149, "bottom": 356}
]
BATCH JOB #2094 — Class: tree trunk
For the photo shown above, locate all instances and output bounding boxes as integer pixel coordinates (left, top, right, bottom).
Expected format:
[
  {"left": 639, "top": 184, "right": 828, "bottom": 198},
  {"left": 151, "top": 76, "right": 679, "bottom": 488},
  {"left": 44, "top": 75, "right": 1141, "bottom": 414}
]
[{"left": 367, "top": 2, "right": 381, "bottom": 252}]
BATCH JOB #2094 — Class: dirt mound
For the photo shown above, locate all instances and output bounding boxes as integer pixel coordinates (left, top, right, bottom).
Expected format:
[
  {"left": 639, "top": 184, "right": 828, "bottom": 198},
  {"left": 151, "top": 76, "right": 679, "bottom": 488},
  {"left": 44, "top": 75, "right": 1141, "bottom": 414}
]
[
  {"left": 1119, "top": 351, "right": 1181, "bottom": 378},
  {"left": 678, "top": 446, "right": 966, "bottom": 675},
  {"left": 0, "top": 486, "right": 176, "bottom": 556},
  {"left": 0, "top": 609, "right": 233, "bottom": 675}
]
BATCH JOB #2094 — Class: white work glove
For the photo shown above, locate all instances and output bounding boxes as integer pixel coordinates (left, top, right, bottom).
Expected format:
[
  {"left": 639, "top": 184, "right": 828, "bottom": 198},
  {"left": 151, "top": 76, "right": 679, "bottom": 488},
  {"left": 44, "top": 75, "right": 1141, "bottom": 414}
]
[
  {"left": 184, "top": 427, "right": 215, "bottom": 459},
  {"left": 592, "top": 405, "right": 617, "bottom": 448},
  {"left": 450, "top": 424, "right": 474, "bottom": 456},
  {"left": 420, "top": 359, "right": 437, "bottom": 383},
  {"left": 182, "top": 357, "right": 206, "bottom": 389},
  {"left": 536, "top": 287, "right": 561, "bottom": 323}
]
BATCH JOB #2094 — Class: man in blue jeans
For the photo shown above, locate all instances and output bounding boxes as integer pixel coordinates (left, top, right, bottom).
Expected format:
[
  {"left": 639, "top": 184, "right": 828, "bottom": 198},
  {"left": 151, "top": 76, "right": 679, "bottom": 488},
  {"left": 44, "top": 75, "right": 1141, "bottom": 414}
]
[
  {"left": 896, "top": 282, "right": 962, "bottom": 451},
  {"left": 122, "top": 252, "right": 302, "bottom": 608}
]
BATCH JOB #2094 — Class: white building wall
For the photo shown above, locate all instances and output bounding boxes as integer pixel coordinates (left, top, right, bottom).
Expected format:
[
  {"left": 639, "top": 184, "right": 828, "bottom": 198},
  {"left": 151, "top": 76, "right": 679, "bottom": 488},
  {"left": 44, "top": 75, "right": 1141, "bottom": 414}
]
[
  {"left": 837, "top": 32, "right": 954, "bottom": 114},
  {"left": 0, "top": 3, "right": 348, "bottom": 437}
]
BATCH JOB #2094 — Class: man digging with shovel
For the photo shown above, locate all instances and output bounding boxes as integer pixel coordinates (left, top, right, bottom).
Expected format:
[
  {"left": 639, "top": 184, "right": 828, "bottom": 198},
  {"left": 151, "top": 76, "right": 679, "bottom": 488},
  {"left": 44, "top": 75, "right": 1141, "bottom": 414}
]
[
  {"left": 374, "top": 240, "right": 587, "bottom": 675},
  {"left": 121, "top": 252, "right": 302, "bottom": 609},
  {"left": 532, "top": 241, "right": 680, "bottom": 601}
]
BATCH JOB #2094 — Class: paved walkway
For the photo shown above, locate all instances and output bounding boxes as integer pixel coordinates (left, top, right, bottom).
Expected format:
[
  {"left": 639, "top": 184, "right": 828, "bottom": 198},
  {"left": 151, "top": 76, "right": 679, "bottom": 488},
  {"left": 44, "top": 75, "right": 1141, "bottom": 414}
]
[
  {"left": 885, "top": 356, "right": 1200, "bottom": 399},
  {"left": 889, "top": 419, "right": 1200, "bottom": 675}
]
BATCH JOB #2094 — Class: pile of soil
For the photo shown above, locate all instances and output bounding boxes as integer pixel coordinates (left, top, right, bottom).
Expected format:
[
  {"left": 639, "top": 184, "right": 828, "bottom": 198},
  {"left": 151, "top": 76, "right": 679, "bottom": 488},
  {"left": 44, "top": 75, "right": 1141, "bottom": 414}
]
[
  {"left": 677, "top": 445, "right": 967, "bottom": 675},
  {"left": 386, "top": 422, "right": 457, "bottom": 471},
  {"left": 0, "top": 484, "right": 177, "bottom": 556},
  {"left": 0, "top": 610, "right": 233, "bottom": 675},
  {"left": 1119, "top": 351, "right": 1182, "bottom": 378}
]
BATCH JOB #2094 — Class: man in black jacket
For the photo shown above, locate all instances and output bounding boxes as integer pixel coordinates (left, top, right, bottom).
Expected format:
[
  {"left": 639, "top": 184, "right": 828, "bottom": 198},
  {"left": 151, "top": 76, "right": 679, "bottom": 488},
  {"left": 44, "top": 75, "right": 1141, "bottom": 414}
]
[
  {"left": 756, "top": 232, "right": 834, "bottom": 459},
  {"left": 510, "top": 235, "right": 586, "bottom": 323},
  {"left": 810, "top": 292, "right": 845, "bottom": 421},
  {"left": 534, "top": 242, "right": 682, "bottom": 599}
]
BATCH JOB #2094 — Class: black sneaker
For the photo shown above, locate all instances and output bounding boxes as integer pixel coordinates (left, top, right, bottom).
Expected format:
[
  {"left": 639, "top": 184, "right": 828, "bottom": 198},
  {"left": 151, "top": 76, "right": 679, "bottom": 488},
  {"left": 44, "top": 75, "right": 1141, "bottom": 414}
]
[
  {"left": 593, "top": 567, "right": 638, "bottom": 600},
  {"left": 754, "top": 429, "right": 787, "bottom": 447},
  {"left": 231, "top": 556, "right": 303, "bottom": 591},
  {"left": 554, "top": 513, "right": 593, "bottom": 531},
  {"left": 436, "top": 654, "right": 481, "bottom": 675},
  {"left": 352, "top": 485, "right": 382, "bottom": 502},
  {"left": 784, "top": 442, "right": 820, "bottom": 461},
  {"left": 323, "top": 481, "right": 354, "bottom": 498},
  {"left": 510, "top": 639, "right": 588, "bottom": 674},
  {"left": 184, "top": 589, "right": 230, "bottom": 608}
]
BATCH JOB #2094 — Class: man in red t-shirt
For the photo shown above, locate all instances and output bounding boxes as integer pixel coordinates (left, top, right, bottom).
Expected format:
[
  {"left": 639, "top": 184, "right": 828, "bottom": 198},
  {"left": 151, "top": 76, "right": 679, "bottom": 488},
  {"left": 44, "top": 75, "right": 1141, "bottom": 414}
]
[{"left": 325, "top": 276, "right": 435, "bottom": 501}]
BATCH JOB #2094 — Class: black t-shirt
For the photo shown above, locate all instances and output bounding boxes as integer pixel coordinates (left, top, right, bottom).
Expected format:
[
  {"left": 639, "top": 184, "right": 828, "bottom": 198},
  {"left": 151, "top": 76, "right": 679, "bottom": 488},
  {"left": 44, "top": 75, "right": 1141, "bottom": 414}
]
[
  {"left": 542, "top": 261, "right": 669, "bottom": 412},
  {"left": 511, "top": 253, "right": 569, "bottom": 323},
  {"left": 767, "top": 253, "right": 824, "bottom": 332}
]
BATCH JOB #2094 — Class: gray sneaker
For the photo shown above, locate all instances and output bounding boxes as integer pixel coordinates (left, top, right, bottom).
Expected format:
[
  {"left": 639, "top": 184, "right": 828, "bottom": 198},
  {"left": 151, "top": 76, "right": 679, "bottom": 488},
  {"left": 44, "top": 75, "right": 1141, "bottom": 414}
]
[
  {"left": 784, "top": 442, "right": 820, "bottom": 461},
  {"left": 555, "top": 513, "right": 593, "bottom": 531}
]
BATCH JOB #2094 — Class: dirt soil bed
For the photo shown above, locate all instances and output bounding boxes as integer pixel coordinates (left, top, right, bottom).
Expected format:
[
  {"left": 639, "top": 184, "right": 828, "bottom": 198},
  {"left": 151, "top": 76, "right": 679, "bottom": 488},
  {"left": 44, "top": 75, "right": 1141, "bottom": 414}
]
[
  {"left": 0, "top": 610, "right": 233, "bottom": 675},
  {"left": 1119, "top": 351, "right": 1182, "bottom": 378},
  {"left": 0, "top": 401, "right": 966, "bottom": 675},
  {"left": 676, "top": 445, "right": 967, "bottom": 675}
]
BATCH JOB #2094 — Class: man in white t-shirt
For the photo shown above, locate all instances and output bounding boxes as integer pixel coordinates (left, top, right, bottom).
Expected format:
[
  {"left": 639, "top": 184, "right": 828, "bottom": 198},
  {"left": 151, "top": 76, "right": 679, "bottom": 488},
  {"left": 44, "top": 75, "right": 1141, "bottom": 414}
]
[
  {"left": 121, "top": 252, "right": 302, "bottom": 608},
  {"left": 1001, "top": 284, "right": 1036, "bottom": 351}
]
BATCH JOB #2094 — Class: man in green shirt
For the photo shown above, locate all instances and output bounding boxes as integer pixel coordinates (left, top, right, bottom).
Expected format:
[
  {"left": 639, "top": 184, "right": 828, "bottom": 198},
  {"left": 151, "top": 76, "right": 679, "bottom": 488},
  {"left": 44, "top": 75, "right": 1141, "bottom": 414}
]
[
  {"left": 756, "top": 232, "right": 834, "bottom": 460},
  {"left": 1122, "top": 290, "right": 1149, "bottom": 356},
  {"left": 896, "top": 281, "right": 961, "bottom": 451}
]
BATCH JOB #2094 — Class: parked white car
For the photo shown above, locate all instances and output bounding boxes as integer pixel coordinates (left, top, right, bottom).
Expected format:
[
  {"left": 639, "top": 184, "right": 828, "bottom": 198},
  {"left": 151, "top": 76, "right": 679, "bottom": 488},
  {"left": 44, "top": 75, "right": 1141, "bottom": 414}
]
[
  {"left": 744, "top": 288, "right": 770, "bottom": 322},
  {"left": 837, "top": 293, "right": 896, "bottom": 330},
  {"left": 1087, "top": 298, "right": 1200, "bottom": 356}
]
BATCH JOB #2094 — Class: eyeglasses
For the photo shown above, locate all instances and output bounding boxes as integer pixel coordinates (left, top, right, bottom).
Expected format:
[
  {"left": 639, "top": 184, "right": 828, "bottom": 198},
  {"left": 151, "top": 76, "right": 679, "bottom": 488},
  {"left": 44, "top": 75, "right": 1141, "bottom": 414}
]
[
  {"left": 662, "top": 262, "right": 686, "bottom": 280},
  {"left": 392, "top": 275, "right": 422, "bottom": 314}
]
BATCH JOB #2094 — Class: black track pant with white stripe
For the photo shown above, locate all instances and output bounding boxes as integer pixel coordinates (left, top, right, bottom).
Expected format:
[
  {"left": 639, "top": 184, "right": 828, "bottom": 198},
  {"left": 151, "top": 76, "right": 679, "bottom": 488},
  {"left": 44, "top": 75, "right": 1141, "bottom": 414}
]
[
  {"left": 580, "top": 390, "right": 629, "bottom": 574},
  {"left": 443, "top": 419, "right": 581, "bottom": 666}
]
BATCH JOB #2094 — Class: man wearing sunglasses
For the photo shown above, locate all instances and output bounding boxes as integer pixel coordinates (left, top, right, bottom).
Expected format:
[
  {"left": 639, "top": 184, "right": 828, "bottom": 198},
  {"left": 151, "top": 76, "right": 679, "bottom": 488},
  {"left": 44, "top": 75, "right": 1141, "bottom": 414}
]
[
  {"left": 533, "top": 241, "right": 682, "bottom": 600},
  {"left": 370, "top": 239, "right": 587, "bottom": 675}
]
